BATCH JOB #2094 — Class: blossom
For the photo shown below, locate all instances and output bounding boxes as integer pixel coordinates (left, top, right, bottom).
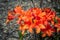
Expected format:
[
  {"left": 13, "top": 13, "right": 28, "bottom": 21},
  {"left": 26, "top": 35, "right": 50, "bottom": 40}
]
[
  {"left": 41, "top": 24, "right": 55, "bottom": 37},
  {"left": 54, "top": 17, "right": 60, "bottom": 32},
  {"left": 6, "top": 6, "right": 60, "bottom": 37},
  {"left": 6, "top": 11, "right": 15, "bottom": 24}
]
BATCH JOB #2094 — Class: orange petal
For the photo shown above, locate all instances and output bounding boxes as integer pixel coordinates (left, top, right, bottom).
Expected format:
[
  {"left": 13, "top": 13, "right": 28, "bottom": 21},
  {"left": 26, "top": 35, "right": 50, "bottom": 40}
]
[
  {"left": 14, "top": 6, "right": 22, "bottom": 14},
  {"left": 57, "top": 28, "right": 60, "bottom": 32},
  {"left": 39, "top": 24, "right": 46, "bottom": 29},
  {"left": 51, "top": 21, "right": 54, "bottom": 25},
  {"left": 28, "top": 27, "right": 33, "bottom": 33},
  {"left": 18, "top": 26, "right": 23, "bottom": 31},
  {"left": 39, "top": 12, "right": 46, "bottom": 18},
  {"left": 23, "top": 25, "right": 28, "bottom": 30},
  {"left": 22, "top": 30, "right": 25, "bottom": 35},
  {"left": 46, "top": 30, "right": 52, "bottom": 37},
  {"left": 36, "top": 27, "right": 40, "bottom": 34},
  {"left": 44, "top": 8, "right": 51, "bottom": 13},
  {"left": 42, "top": 33, "right": 46, "bottom": 37},
  {"left": 55, "top": 23, "right": 60, "bottom": 28},
  {"left": 5, "top": 19, "right": 9, "bottom": 24}
]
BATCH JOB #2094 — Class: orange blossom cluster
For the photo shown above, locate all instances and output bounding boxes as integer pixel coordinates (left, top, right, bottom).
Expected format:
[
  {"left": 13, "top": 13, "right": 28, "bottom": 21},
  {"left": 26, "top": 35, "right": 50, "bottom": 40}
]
[{"left": 6, "top": 6, "right": 60, "bottom": 37}]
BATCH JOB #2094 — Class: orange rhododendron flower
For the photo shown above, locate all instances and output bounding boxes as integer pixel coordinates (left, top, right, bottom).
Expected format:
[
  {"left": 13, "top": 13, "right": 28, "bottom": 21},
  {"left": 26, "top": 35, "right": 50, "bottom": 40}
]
[
  {"left": 41, "top": 24, "right": 55, "bottom": 37},
  {"left": 6, "top": 11, "right": 15, "bottom": 24},
  {"left": 6, "top": 6, "right": 60, "bottom": 37},
  {"left": 54, "top": 17, "right": 60, "bottom": 32}
]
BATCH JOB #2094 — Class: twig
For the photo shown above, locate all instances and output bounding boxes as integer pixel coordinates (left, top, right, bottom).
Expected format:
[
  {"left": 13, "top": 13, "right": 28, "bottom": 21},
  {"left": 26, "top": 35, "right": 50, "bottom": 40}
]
[
  {"left": 40, "top": 0, "right": 43, "bottom": 8},
  {"left": 31, "top": 0, "right": 35, "bottom": 7},
  {"left": 9, "top": 36, "right": 19, "bottom": 39}
]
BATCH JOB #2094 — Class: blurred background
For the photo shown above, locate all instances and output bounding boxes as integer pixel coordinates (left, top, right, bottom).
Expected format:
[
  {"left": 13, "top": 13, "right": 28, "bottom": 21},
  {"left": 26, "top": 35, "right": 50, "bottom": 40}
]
[{"left": 0, "top": 0, "right": 60, "bottom": 40}]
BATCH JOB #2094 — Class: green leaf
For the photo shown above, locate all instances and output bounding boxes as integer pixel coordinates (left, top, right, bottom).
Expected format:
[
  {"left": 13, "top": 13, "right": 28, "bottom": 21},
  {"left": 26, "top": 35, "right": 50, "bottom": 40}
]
[{"left": 18, "top": 31, "right": 23, "bottom": 40}]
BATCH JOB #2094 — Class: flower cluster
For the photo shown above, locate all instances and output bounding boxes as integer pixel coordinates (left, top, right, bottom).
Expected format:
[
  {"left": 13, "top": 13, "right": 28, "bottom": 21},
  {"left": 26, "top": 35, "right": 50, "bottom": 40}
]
[{"left": 6, "top": 6, "right": 60, "bottom": 37}]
